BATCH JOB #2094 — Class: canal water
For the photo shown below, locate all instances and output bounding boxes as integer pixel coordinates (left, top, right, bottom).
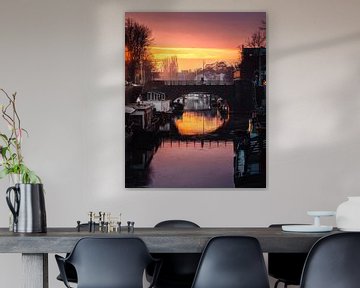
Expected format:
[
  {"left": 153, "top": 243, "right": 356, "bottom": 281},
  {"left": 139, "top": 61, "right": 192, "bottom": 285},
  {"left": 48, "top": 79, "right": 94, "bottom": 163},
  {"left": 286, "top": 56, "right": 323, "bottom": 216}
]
[
  {"left": 125, "top": 93, "right": 264, "bottom": 188},
  {"left": 144, "top": 139, "right": 234, "bottom": 188}
]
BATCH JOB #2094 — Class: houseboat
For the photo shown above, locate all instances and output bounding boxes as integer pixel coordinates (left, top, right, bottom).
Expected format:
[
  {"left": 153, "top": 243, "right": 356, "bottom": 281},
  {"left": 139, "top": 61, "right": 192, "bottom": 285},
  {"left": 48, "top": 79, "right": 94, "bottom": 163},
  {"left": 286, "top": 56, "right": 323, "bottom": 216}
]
[
  {"left": 125, "top": 102, "right": 159, "bottom": 138},
  {"left": 142, "top": 91, "right": 171, "bottom": 113}
]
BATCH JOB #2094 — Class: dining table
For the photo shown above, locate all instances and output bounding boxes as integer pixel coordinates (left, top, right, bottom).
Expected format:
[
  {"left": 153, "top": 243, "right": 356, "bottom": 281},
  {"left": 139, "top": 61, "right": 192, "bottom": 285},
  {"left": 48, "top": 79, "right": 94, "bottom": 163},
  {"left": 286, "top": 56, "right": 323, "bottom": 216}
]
[{"left": 0, "top": 226, "right": 340, "bottom": 288}]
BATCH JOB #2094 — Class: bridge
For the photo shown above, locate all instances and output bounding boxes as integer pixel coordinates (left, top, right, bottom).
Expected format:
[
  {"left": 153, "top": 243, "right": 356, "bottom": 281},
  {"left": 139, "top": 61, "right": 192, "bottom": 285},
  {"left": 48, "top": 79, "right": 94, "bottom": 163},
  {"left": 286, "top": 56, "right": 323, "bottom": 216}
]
[{"left": 141, "top": 80, "right": 260, "bottom": 113}]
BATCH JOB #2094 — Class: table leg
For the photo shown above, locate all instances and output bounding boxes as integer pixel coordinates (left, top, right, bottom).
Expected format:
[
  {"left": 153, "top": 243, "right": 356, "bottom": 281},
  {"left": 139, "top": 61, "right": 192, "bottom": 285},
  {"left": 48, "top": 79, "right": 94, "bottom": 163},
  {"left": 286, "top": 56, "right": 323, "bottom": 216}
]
[{"left": 22, "top": 253, "right": 48, "bottom": 288}]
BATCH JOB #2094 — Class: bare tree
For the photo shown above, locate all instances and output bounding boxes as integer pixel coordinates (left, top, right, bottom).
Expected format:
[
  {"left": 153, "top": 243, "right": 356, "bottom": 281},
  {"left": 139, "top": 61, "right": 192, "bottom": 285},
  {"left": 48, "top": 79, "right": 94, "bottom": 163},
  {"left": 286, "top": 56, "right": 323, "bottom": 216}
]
[
  {"left": 245, "top": 20, "right": 266, "bottom": 48},
  {"left": 246, "top": 30, "right": 266, "bottom": 48},
  {"left": 125, "top": 18, "right": 153, "bottom": 83},
  {"left": 259, "top": 20, "right": 266, "bottom": 31}
]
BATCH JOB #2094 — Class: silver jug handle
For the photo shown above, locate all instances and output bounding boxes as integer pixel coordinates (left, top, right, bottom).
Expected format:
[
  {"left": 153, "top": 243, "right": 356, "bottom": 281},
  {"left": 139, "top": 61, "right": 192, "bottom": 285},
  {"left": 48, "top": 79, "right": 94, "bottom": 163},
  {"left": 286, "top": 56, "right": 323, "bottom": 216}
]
[{"left": 6, "top": 186, "right": 20, "bottom": 224}]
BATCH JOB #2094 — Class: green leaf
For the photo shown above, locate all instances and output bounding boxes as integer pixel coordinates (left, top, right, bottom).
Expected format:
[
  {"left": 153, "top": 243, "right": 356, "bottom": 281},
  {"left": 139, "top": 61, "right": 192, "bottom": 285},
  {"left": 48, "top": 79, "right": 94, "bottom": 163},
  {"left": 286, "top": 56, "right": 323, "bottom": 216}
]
[
  {"left": 16, "top": 164, "right": 41, "bottom": 184},
  {"left": 1, "top": 146, "right": 8, "bottom": 158},
  {"left": 28, "top": 170, "right": 40, "bottom": 184},
  {"left": 0, "top": 133, "right": 8, "bottom": 142},
  {"left": 21, "top": 128, "right": 29, "bottom": 137},
  {"left": 11, "top": 153, "right": 17, "bottom": 160}
]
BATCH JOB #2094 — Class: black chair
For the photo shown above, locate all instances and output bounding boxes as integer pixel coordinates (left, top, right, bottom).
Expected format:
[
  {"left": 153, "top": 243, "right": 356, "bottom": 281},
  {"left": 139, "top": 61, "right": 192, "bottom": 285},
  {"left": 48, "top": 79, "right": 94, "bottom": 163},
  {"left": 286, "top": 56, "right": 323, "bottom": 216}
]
[
  {"left": 147, "top": 220, "right": 201, "bottom": 288},
  {"left": 300, "top": 232, "right": 360, "bottom": 288},
  {"left": 155, "top": 220, "right": 200, "bottom": 229},
  {"left": 268, "top": 224, "right": 308, "bottom": 288},
  {"left": 55, "top": 237, "right": 160, "bottom": 288},
  {"left": 56, "top": 223, "right": 99, "bottom": 284},
  {"left": 191, "top": 236, "right": 270, "bottom": 288},
  {"left": 56, "top": 262, "right": 77, "bottom": 284}
]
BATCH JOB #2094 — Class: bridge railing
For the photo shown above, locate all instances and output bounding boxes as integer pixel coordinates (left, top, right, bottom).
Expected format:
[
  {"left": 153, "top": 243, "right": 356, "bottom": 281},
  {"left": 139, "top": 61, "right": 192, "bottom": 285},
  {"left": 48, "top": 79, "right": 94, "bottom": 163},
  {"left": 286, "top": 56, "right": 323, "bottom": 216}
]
[{"left": 152, "top": 80, "right": 234, "bottom": 86}]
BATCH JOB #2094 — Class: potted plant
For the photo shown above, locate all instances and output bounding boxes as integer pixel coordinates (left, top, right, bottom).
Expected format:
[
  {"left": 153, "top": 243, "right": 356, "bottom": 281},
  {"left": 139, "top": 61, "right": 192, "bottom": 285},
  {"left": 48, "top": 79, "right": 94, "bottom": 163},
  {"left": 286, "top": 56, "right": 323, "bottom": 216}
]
[
  {"left": 0, "top": 88, "right": 46, "bottom": 233},
  {"left": 0, "top": 89, "right": 40, "bottom": 183}
]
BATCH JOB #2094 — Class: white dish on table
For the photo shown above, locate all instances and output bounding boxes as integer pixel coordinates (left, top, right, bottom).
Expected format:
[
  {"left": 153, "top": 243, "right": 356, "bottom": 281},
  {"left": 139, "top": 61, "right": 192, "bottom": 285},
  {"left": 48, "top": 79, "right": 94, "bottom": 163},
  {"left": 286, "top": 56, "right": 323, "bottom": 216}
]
[
  {"left": 282, "top": 225, "right": 333, "bottom": 232},
  {"left": 282, "top": 211, "right": 336, "bottom": 232}
]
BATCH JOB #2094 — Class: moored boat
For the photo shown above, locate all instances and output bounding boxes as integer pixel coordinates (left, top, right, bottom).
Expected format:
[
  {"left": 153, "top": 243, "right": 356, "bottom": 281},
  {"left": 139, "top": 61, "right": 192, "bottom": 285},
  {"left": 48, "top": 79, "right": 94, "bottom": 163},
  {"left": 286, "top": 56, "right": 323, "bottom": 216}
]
[
  {"left": 142, "top": 91, "right": 172, "bottom": 113},
  {"left": 125, "top": 103, "right": 160, "bottom": 138}
]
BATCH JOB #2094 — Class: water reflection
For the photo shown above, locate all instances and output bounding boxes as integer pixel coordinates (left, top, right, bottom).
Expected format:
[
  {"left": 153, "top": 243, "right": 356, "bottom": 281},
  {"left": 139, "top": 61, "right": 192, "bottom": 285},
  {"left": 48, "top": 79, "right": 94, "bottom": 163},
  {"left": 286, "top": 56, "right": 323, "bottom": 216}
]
[
  {"left": 125, "top": 90, "right": 265, "bottom": 188},
  {"left": 149, "top": 140, "right": 234, "bottom": 188},
  {"left": 174, "top": 110, "right": 229, "bottom": 136}
]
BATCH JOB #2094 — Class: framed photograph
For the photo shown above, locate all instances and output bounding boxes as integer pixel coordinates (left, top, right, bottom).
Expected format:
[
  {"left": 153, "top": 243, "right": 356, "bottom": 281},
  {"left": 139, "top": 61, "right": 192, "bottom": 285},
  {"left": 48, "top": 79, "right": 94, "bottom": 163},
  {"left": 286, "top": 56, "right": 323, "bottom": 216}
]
[{"left": 125, "top": 12, "right": 266, "bottom": 188}]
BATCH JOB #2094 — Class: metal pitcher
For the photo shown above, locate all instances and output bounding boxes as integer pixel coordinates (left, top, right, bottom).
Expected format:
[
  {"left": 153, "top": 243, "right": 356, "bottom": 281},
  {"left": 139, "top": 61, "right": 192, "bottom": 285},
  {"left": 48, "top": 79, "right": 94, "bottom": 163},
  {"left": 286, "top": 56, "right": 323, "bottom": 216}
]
[{"left": 6, "top": 183, "right": 47, "bottom": 233}]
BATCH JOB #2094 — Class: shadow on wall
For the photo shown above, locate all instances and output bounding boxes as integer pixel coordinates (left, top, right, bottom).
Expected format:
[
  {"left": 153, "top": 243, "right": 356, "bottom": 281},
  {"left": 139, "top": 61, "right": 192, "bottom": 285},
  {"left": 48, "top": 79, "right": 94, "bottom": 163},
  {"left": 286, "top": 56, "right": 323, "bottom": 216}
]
[
  {"left": 273, "top": 31, "right": 360, "bottom": 60},
  {"left": 269, "top": 29, "right": 360, "bottom": 209}
]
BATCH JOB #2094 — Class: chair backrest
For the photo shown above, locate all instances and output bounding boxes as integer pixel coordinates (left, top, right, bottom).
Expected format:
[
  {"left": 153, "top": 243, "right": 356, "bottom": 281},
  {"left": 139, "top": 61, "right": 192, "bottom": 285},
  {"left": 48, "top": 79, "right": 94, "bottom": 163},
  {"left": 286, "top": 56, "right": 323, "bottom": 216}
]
[
  {"left": 155, "top": 220, "right": 200, "bottom": 228},
  {"left": 300, "top": 232, "right": 360, "bottom": 288},
  {"left": 66, "top": 237, "right": 154, "bottom": 288},
  {"left": 191, "top": 236, "right": 270, "bottom": 288},
  {"left": 268, "top": 224, "right": 308, "bottom": 285},
  {"left": 151, "top": 220, "right": 201, "bottom": 286}
]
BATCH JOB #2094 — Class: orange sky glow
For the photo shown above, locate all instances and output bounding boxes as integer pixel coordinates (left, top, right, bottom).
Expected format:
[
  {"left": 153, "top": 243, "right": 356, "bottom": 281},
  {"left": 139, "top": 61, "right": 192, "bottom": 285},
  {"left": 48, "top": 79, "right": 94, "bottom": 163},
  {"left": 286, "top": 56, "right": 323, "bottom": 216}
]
[
  {"left": 150, "top": 46, "right": 239, "bottom": 71},
  {"left": 126, "top": 12, "right": 266, "bottom": 71}
]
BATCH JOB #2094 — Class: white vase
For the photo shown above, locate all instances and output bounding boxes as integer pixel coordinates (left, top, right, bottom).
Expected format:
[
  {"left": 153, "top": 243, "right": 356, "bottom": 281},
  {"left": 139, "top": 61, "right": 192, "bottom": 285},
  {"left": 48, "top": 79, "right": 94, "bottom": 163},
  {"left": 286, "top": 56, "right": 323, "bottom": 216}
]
[{"left": 336, "top": 197, "right": 360, "bottom": 231}]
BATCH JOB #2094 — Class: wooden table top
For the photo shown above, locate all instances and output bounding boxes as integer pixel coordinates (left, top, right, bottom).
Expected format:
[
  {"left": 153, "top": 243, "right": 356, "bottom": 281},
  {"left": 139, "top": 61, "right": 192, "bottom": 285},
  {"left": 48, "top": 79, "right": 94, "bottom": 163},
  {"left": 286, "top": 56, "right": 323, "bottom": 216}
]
[{"left": 0, "top": 227, "right": 340, "bottom": 253}]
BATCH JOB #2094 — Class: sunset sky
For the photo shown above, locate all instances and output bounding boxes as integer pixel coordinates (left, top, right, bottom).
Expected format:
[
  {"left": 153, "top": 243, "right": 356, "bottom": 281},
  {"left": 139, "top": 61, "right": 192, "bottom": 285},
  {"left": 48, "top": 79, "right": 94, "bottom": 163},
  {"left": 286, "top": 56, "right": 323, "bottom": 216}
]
[{"left": 125, "top": 12, "right": 266, "bottom": 71}]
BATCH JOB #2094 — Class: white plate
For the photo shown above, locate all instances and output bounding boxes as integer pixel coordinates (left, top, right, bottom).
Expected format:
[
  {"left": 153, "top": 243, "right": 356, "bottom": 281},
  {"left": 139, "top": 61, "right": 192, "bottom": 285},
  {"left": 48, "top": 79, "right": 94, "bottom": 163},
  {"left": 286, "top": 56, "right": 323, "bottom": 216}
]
[
  {"left": 282, "top": 225, "right": 333, "bottom": 232},
  {"left": 307, "top": 211, "right": 336, "bottom": 217}
]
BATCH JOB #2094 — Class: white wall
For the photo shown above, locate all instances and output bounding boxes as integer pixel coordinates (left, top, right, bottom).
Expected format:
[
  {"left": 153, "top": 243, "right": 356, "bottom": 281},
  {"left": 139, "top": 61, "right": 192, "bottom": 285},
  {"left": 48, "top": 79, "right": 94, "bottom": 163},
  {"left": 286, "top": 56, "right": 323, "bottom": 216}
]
[{"left": 0, "top": 0, "right": 360, "bottom": 287}]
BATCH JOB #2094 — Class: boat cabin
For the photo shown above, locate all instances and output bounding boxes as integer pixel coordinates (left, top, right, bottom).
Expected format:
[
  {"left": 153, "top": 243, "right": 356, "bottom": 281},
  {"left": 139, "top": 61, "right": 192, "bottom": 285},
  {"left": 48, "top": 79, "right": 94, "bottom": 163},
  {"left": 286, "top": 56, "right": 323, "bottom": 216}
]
[
  {"left": 125, "top": 103, "right": 155, "bottom": 132},
  {"left": 142, "top": 91, "right": 171, "bottom": 113}
]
